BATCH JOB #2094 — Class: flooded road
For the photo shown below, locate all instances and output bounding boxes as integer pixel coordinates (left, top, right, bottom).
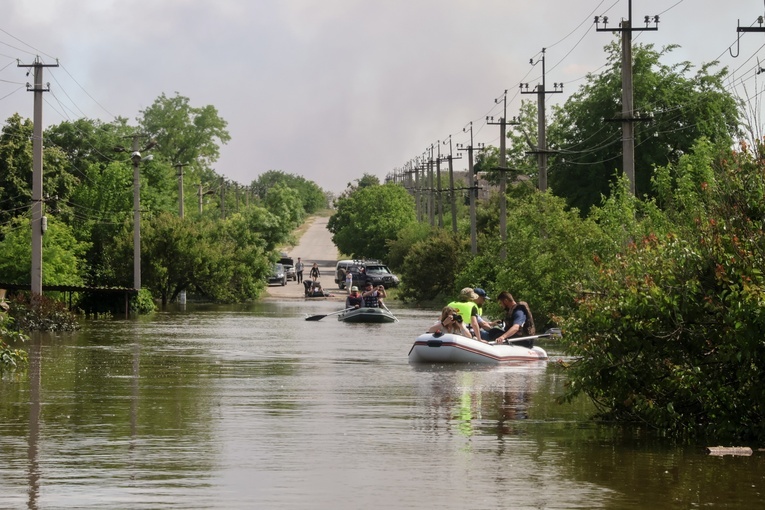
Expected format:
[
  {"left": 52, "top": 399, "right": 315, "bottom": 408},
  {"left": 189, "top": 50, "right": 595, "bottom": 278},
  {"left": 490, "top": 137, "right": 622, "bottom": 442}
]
[{"left": 1, "top": 301, "right": 763, "bottom": 509}]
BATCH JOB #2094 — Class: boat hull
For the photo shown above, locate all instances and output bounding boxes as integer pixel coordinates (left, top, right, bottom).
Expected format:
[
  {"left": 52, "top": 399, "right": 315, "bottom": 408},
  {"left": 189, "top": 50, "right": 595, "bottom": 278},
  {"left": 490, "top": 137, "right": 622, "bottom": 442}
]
[
  {"left": 408, "top": 332, "right": 548, "bottom": 364},
  {"left": 338, "top": 307, "right": 396, "bottom": 323}
]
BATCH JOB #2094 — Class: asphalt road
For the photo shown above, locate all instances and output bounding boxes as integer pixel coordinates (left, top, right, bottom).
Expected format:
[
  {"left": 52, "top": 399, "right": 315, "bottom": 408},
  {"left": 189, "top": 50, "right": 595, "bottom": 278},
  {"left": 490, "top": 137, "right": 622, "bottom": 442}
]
[{"left": 265, "top": 216, "right": 344, "bottom": 301}]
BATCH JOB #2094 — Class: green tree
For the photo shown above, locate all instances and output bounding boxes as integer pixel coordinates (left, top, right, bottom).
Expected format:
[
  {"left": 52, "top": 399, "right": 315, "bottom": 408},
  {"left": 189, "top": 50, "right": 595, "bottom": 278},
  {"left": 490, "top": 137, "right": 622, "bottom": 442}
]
[
  {"left": 251, "top": 170, "right": 327, "bottom": 214},
  {"left": 559, "top": 141, "right": 765, "bottom": 442},
  {"left": 328, "top": 183, "right": 416, "bottom": 261},
  {"left": 0, "top": 216, "right": 90, "bottom": 286},
  {"left": 548, "top": 43, "right": 739, "bottom": 214},
  {"left": 397, "top": 228, "right": 470, "bottom": 303}
]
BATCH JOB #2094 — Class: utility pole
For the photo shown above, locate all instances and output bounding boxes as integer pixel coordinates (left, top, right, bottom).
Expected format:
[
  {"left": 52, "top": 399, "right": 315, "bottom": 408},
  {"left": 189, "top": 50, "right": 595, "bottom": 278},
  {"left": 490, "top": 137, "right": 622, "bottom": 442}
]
[
  {"left": 175, "top": 162, "right": 189, "bottom": 305},
  {"left": 520, "top": 48, "right": 563, "bottom": 192},
  {"left": 114, "top": 134, "right": 155, "bottom": 291},
  {"left": 175, "top": 163, "right": 189, "bottom": 218},
  {"left": 427, "top": 145, "right": 435, "bottom": 226},
  {"left": 435, "top": 141, "right": 444, "bottom": 228},
  {"left": 487, "top": 90, "right": 519, "bottom": 259},
  {"left": 457, "top": 123, "right": 483, "bottom": 254},
  {"left": 595, "top": 2, "right": 659, "bottom": 195},
  {"left": 19, "top": 57, "right": 58, "bottom": 295},
  {"left": 198, "top": 183, "right": 215, "bottom": 213},
  {"left": 444, "top": 136, "right": 461, "bottom": 233}
]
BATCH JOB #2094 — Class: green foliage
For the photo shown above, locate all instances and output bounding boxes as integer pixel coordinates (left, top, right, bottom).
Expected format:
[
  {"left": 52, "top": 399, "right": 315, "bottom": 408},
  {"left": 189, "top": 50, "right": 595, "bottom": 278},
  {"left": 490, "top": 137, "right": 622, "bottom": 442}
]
[
  {"left": 0, "top": 216, "right": 90, "bottom": 286},
  {"left": 0, "top": 312, "right": 27, "bottom": 370},
  {"left": 328, "top": 183, "right": 416, "bottom": 261},
  {"left": 397, "top": 229, "right": 470, "bottom": 304},
  {"left": 9, "top": 293, "right": 80, "bottom": 332},
  {"left": 131, "top": 289, "right": 157, "bottom": 314},
  {"left": 548, "top": 42, "right": 739, "bottom": 214},
  {"left": 386, "top": 222, "right": 432, "bottom": 270},
  {"left": 251, "top": 170, "right": 327, "bottom": 214},
  {"left": 559, "top": 141, "right": 765, "bottom": 442},
  {"left": 459, "top": 189, "right": 605, "bottom": 329}
]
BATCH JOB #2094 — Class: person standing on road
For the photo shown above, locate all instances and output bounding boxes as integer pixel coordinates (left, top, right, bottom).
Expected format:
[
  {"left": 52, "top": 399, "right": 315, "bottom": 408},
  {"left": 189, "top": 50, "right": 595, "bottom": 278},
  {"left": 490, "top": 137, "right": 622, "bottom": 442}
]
[
  {"left": 310, "top": 263, "right": 320, "bottom": 282},
  {"left": 295, "top": 257, "right": 304, "bottom": 284},
  {"left": 345, "top": 268, "right": 353, "bottom": 293}
]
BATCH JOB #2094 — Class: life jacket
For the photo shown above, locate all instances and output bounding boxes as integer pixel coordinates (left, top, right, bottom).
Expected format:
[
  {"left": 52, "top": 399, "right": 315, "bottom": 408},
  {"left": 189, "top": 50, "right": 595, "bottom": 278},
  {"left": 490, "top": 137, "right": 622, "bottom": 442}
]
[
  {"left": 447, "top": 301, "right": 477, "bottom": 324},
  {"left": 363, "top": 292, "right": 380, "bottom": 308},
  {"left": 512, "top": 301, "right": 536, "bottom": 336}
]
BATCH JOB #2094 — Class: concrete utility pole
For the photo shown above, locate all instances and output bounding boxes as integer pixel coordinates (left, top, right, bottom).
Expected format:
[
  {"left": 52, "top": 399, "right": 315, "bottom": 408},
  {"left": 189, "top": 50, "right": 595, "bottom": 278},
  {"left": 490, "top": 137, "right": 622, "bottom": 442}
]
[
  {"left": 198, "top": 183, "right": 215, "bottom": 213},
  {"left": 486, "top": 91, "right": 519, "bottom": 259},
  {"left": 435, "top": 141, "right": 444, "bottom": 229},
  {"left": 19, "top": 57, "right": 58, "bottom": 295},
  {"left": 457, "top": 122, "right": 483, "bottom": 254},
  {"left": 175, "top": 162, "right": 189, "bottom": 305},
  {"left": 175, "top": 163, "right": 189, "bottom": 218},
  {"left": 521, "top": 48, "right": 563, "bottom": 192},
  {"left": 128, "top": 136, "right": 155, "bottom": 291},
  {"left": 444, "top": 136, "right": 460, "bottom": 233},
  {"left": 427, "top": 145, "right": 435, "bottom": 226},
  {"left": 595, "top": 1, "right": 659, "bottom": 196},
  {"left": 414, "top": 157, "right": 423, "bottom": 222}
]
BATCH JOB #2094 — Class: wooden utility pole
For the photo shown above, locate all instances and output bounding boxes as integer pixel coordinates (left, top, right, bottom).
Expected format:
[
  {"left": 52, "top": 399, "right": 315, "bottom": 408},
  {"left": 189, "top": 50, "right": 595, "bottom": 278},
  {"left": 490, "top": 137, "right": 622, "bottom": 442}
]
[
  {"left": 19, "top": 57, "right": 58, "bottom": 295},
  {"left": 595, "top": 1, "right": 659, "bottom": 195},
  {"left": 521, "top": 48, "right": 562, "bottom": 192}
]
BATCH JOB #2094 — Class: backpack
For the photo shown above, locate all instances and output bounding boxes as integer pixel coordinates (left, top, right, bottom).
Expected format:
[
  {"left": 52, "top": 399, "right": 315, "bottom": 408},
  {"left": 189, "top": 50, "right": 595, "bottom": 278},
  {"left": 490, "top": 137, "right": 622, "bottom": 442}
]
[{"left": 514, "top": 301, "right": 536, "bottom": 336}]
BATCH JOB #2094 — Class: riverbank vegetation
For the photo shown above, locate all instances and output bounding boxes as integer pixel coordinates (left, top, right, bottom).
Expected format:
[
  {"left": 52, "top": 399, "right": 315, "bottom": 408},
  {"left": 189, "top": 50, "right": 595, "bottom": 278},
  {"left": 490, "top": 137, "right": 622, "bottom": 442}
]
[
  {"left": 329, "top": 43, "right": 764, "bottom": 442},
  {"left": 0, "top": 93, "right": 328, "bottom": 313}
]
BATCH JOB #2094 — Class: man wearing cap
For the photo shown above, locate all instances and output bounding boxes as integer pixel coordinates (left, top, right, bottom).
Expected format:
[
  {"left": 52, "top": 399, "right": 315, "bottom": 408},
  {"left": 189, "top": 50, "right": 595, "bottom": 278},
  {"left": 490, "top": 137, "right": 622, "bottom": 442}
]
[
  {"left": 473, "top": 288, "right": 500, "bottom": 341},
  {"left": 361, "top": 281, "right": 386, "bottom": 308},
  {"left": 345, "top": 286, "right": 363, "bottom": 309},
  {"left": 447, "top": 288, "right": 484, "bottom": 342}
]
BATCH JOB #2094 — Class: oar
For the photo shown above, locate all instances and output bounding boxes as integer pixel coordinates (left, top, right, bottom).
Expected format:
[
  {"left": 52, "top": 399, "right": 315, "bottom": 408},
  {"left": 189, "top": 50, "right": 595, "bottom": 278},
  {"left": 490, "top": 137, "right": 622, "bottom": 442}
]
[
  {"left": 380, "top": 301, "right": 399, "bottom": 322},
  {"left": 305, "top": 307, "right": 354, "bottom": 321},
  {"left": 489, "top": 328, "right": 561, "bottom": 345}
]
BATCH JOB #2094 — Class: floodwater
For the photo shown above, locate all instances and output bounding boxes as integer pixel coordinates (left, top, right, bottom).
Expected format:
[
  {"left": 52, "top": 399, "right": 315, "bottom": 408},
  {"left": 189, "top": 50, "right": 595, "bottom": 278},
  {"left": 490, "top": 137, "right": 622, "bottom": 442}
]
[{"left": 1, "top": 300, "right": 762, "bottom": 509}]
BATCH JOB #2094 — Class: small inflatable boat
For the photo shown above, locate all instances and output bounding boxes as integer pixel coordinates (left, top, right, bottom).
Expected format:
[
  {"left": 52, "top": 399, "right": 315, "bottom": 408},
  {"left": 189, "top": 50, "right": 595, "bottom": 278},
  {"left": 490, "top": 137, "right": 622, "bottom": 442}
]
[
  {"left": 337, "top": 306, "right": 397, "bottom": 323},
  {"left": 408, "top": 332, "right": 548, "bottom": 364}
]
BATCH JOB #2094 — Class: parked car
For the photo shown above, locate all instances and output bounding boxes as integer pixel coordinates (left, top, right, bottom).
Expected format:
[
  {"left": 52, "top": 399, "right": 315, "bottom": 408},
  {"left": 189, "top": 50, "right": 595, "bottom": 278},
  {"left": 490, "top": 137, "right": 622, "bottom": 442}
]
[
  {"left": 334, "top": 259, "right": 400, "bottom": 289},
  {"left": 363, "top": 262, "right": 400, "bottom": 288},
  {"left": 279, "top": 255, "right": 296, "bottom": 281},
  {"left": 268, "top": 263, "right": 287, "bottom": 286}
]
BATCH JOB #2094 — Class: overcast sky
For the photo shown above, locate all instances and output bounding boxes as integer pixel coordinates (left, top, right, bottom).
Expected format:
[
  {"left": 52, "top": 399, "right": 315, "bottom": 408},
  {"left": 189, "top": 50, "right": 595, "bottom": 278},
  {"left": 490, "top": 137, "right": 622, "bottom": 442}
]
[{"left": 2, "top": 1, "right": 764, "bottom": 194}]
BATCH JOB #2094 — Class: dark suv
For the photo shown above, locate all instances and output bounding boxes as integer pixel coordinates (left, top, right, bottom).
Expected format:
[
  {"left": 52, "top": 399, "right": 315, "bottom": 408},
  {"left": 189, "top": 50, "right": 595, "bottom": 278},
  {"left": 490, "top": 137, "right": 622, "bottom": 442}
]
[{"left": 335, "top": 259, "right": 399, "bottom": 289}]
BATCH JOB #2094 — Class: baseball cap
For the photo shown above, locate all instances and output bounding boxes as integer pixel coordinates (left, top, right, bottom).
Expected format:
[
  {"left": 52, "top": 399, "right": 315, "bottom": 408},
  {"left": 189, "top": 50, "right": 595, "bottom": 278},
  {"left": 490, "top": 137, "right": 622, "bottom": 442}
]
[{"left": 474, "top": 288, "right": 489, "bottom": 299}]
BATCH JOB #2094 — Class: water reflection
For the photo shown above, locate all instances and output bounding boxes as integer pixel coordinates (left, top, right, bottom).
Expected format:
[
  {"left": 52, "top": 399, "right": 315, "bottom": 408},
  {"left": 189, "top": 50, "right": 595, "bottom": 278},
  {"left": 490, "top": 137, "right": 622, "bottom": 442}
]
[{"left": 0, "top": 304, "right": 762, "bottom": 509}]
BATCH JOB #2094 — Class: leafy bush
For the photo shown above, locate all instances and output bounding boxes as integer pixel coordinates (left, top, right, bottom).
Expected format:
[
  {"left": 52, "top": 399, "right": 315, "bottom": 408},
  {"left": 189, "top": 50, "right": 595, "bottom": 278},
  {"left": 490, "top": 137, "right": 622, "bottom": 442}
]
[
  {"left": 0, "top": 313, "right": 27, "bottom": 370},
  {"left": 8, "top": 293, "right": 80, "bottom": 332},
  {"left": 559, "top": 142, "right": 765, "bottom": 442}
]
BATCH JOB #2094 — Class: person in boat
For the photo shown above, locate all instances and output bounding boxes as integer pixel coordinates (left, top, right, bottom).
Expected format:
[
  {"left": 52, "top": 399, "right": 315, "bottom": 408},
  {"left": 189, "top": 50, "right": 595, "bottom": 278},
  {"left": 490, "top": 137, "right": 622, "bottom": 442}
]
[
  {"left": 427, "top": 306, "right": 473, "bottom": 338},
  {"left": 345, "top": 286, "right": 363, "bottom": 309},
  {"left": 472, "top": 287, "right": 501, "bottom": 341},
  {"left": 310, "top": 263, "right": 321, "bottom": 282},
  {"left": 447, "top": 288, "right": 482, "bottom": 341},
  {"left": 361, "top": 281, "right": 386, "bottom": 307},
  {"left": 493, "top": 291, "right": 534, "bottom": 343}
]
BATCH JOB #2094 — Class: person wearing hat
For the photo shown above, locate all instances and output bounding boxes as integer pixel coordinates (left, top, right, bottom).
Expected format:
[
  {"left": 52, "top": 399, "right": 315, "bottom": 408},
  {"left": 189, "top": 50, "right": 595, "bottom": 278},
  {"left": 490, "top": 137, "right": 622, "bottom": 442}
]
[
  {"left": 345, "top": 286, "right": 363, "bottom": 309},
  {"left": 473, "top": 288, "right": 500, "bottom": 341},
  {"left": 446, "top": 288, "right": 484, "bottom": 342}
]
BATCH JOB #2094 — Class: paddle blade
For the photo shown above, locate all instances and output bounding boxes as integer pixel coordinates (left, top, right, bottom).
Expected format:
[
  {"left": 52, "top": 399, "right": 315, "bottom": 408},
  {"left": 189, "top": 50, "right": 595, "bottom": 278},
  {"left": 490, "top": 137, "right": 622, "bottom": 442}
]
[{"left": 305, "top": 314, "right": 326, "bottom": 321}]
